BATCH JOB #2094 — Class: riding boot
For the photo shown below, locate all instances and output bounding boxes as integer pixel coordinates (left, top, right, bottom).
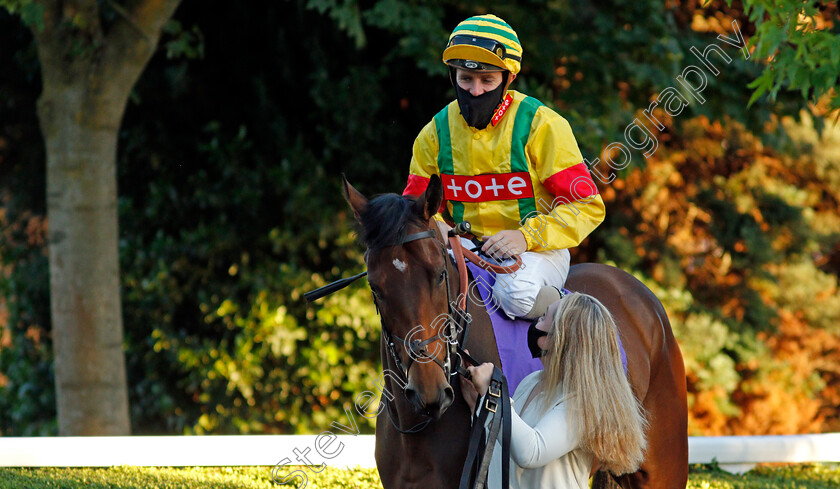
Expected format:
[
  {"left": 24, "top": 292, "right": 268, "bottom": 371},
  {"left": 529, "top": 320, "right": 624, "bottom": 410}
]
[{"left": 522, "top": 286, "right": 562, "bottom": 319}]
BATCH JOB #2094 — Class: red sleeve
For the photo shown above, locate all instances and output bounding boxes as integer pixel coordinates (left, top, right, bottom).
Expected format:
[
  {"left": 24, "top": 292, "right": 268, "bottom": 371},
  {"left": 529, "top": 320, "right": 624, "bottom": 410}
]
[
  {"left": 403, "top": 174, "right": 429, "bottom": 197},
  {"left": 403, "top": 174, "right": 447, "bottom": 214},
  {"left": 543, "top": 162, "right": 599, "bottom": 203}
]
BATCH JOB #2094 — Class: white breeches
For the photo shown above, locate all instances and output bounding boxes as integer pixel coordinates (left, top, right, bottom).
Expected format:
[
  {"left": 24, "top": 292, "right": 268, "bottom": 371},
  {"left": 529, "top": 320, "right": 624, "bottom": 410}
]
[
  {"left": 492, "top": 248, "right": 570, "bottom": 319},
  {"left": 454, "top": 238, "right": 571, "bottom": 319}
]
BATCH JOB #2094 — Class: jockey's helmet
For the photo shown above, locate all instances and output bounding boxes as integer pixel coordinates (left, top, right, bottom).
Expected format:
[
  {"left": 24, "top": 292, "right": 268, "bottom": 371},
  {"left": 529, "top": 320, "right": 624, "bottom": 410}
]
[{"left": 442, "top": 14, "right": 522, "bottom": 75}]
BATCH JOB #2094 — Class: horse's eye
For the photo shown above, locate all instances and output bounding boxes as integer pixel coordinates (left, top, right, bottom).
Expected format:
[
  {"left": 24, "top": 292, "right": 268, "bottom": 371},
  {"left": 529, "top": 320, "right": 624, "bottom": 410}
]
[{"left": 437, "top": 269, "right": 447, "bottom": 285}]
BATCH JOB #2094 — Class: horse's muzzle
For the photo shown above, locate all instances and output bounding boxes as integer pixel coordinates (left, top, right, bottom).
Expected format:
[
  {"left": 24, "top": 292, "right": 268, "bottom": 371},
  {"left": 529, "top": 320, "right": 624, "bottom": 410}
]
[{"left": 405, "top": 383, "right": 455, "bottom": 419}]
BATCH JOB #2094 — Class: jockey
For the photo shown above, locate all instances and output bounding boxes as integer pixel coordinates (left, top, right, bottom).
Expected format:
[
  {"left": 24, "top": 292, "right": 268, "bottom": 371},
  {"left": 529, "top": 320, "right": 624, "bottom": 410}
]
[{"left": 402, "top": 14, "right": 605, "bottom": 320}]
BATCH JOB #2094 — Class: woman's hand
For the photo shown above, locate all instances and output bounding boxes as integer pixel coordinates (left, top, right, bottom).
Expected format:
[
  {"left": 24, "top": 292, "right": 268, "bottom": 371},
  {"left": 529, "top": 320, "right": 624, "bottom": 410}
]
[
  {"left": 463, "top": 362, "right": 495, "bottom": 403},
  {"left": 458, "top": 350, "right": 495, "bottom": 414},
  {"left": 460, "top": 364, "right": 494, "bottom": 414},
  {"left": 481, "top": 230, "right": 527, "bottom": 259},
  {"left": 459, "top": 375, "right": 479, "bottom": 414}
]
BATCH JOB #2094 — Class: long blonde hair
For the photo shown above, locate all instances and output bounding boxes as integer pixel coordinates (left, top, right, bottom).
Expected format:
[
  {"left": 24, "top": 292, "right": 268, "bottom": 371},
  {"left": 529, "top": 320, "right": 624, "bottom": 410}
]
[{"left": 538, "top": 293, "right": 648, "bottom": 475}]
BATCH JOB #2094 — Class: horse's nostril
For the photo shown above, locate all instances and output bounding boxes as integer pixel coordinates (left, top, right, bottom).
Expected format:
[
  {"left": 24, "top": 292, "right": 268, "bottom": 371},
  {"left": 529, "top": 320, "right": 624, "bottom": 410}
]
[
  {"left": 433, "top": 385, "right": 455, "bottom": 417},
  {"left": 442, "top": 385, "right": 455, "bottom": 407},
  {"left": 405, "top": 387, "right": 423, "bottom": 410}
]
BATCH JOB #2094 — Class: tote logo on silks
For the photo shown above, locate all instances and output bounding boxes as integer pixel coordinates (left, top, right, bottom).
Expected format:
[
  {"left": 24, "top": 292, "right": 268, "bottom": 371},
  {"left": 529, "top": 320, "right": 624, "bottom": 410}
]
[
  {"left": 491, "top": 94, "right": 513, "bottom": 126},
  {"left": 442, "top": 172, "right": 534, "bottom": 202}
]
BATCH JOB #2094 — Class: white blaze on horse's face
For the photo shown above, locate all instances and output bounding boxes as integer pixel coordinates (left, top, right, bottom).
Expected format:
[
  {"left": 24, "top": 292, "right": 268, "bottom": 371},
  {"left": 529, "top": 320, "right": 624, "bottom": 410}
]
[{"left": 392, "top": 258, "right": 408, "bottom": 273}]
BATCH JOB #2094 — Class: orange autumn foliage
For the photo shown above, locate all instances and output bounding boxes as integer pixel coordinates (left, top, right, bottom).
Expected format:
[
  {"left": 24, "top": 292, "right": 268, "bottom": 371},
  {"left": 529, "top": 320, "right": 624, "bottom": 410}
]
[{"left": 595, "top": 113, "right": 840, "bottom": 435}]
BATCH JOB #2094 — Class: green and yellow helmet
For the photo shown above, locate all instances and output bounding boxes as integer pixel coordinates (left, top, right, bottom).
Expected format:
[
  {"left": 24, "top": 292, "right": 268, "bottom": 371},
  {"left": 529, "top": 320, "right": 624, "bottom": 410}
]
[{"left": 442, "top": 14, "right": 522, "bottom": 74}]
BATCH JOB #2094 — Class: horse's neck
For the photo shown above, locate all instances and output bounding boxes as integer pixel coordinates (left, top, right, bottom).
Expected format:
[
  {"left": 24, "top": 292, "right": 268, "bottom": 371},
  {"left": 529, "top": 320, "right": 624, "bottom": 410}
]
[{"left": 450, "top": 257, "right": 501, "bottom": 367}]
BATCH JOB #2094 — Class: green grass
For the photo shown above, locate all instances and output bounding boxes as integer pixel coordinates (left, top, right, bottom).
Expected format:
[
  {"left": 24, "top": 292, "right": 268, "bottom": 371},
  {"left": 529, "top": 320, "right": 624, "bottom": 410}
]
[
  {"left": 689, "top": 464, "right": 840, "bottom": 488},
  {"left": 0, "top": 464, "right": 838, "bottom": 488}
]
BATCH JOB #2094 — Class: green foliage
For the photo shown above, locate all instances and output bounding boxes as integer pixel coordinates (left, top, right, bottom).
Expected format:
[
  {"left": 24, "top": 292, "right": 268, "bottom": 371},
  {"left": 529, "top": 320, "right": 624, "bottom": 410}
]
[
  {"left": 773, "top": 261, "right": 840, "bottom": 333},
  {"left": 690, "top": 463, "right": 840, "bottom": 489},
  {"left": 118, "top": 119, "right": 381, "bottom": 434},
  {"left": 597, "top": 112, "right": 840, "bottom": 434},
  {"left": 0, "top": 466, "right": 382, "bottom": 489},
  {"left": 0, "top": 0, "right": 43, "bottom": 31},
  {"left": 163, "top": 20, "right": 205, "bottom": 60},
  {"left": 307, "top": 0, "right": 367, "bottom": 49},
  {"left": 735, "top": 0, "right": 840, "bottom": 113},
  {"left": 0, "top": 234, "right": 55, "bottom": 436},
  {"left": 0, "top": 237, "right": 52, "bottom": 438},
  {"left": 0, "top": 11, "right": 54, "bottom": 436}
]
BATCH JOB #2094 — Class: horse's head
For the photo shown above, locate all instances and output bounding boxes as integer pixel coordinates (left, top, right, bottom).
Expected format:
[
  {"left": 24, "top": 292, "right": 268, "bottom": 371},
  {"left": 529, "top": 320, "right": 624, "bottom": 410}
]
[{"left": 343, "top": 175, "right": 456, "bottom": 419}]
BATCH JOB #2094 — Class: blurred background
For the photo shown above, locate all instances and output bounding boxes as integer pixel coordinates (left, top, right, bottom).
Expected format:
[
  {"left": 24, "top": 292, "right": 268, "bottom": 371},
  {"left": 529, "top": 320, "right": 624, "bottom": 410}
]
[{"left": 1, "top": 0, "right": 838, "bottom": 438}]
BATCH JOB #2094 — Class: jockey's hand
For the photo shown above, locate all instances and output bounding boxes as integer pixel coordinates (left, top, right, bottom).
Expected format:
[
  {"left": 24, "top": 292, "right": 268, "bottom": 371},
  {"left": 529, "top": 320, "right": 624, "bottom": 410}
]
[{"left": 482, "top": 230, "right": 527, "bottom": 259}]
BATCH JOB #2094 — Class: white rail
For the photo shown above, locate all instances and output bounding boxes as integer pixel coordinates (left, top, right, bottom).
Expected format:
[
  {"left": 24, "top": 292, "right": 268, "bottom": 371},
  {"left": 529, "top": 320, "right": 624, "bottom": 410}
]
[{"left": 1, "top": 434, "right": 839, "bottom": 474}]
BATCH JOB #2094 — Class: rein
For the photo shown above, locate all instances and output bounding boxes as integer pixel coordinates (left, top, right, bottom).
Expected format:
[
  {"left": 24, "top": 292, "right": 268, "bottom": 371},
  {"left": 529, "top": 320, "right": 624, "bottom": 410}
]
[{"left": 303, "top": 224, "right": 522, "bottom": 303}]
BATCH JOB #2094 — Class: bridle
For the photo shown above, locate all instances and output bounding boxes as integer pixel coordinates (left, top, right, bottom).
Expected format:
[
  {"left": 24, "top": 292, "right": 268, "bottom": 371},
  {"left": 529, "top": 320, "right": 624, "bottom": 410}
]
[
  {"left": 370, "top": 224, "right": 517, "bottom": 489},
  {"left": 304, "top": 220, "right": 522, "bottom": 434},
  {"left": 370, "top": 227, "right": 473, "bottom": 433},
  {"left": 304, "top": 218, "right": 519, "bottom": 489}
]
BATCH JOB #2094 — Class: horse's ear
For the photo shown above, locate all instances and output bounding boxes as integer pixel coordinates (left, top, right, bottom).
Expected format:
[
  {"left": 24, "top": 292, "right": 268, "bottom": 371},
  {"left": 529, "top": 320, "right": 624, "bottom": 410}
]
[
  {"left": 414, "top": 174, "right": 444, "bottom": 221},
  {"left": 342, "top": 174, "right": 368, "bottom": 222}
]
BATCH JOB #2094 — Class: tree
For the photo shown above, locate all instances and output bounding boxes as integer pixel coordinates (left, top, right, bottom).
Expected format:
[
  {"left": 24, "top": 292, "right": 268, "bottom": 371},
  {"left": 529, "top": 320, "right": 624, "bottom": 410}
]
[
  {"left": 0, "top": 0, "right": 181, "bottom": 435},
  {"left": 733, "top": 0, "right": 840, "bottom": 116}
]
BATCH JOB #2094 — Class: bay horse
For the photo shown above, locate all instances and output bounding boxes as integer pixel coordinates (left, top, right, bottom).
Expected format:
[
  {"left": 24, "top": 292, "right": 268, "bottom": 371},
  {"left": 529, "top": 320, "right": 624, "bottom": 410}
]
[{"left": 342, "top": 174, "right": 688, "bottom": 489}]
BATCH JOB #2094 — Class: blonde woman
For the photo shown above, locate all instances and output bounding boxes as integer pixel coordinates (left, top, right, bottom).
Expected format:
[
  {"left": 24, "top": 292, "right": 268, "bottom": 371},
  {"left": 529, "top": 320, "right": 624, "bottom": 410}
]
[{"left": 460, "top": 292, "right": 647, "bottom": 489}]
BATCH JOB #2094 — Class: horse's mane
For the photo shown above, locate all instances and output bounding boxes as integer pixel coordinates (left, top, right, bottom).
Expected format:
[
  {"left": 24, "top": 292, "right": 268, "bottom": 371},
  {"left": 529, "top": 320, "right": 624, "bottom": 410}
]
[{"left": 358, "top": 193, "right": 425, "bottom": 251}]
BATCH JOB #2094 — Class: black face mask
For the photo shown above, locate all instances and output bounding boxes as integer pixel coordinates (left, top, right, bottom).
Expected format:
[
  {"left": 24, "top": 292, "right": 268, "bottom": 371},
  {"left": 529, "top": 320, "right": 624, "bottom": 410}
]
[
  {"left": 527, "top": 318, "right": 548, "bottom": 359},
  {"left": 450, "top": 68, "right": 508, "bottom": 130}
]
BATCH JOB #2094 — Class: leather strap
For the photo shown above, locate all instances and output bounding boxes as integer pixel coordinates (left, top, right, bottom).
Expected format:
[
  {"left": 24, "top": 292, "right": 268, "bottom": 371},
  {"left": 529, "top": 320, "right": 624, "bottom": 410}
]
[
  {"left": 459, "top": 392, "right": 490, "bottom": 489},
  {"left": 458, "top": 367, "right": 511, "bottom": 489},
  {"left": 501, "top": 374, "right": 511, "bottom": 487},
  {"left": 459, "top": 244, "right": 523, "bottom": 275},
  {"left": 402, "top": 229, "right": 437, "bottom": 244},
  {"left": 449, "top": 235, "right": 469, "bottom": 310}
]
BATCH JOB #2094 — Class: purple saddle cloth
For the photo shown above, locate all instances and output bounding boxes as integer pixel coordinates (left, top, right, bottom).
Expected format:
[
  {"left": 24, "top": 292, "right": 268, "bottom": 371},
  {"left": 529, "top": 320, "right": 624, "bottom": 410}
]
[{"left": 464, "top": 262, "right": 628, "bottom": 394}]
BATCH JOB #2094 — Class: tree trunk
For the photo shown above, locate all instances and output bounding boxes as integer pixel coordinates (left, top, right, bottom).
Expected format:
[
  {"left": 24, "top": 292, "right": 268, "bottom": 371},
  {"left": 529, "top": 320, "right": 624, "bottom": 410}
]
[
  {"left": 40, "top": 85, "right": 130, "bottom": 435},
  {"left": 29, "top": 0, "right": 182, "bottom": 436}
]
